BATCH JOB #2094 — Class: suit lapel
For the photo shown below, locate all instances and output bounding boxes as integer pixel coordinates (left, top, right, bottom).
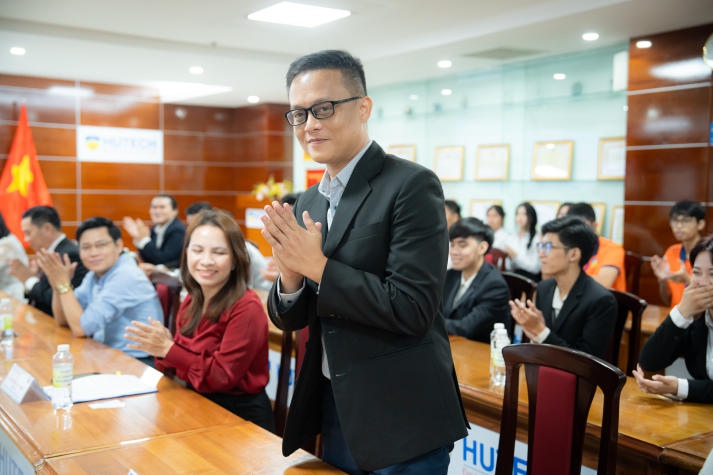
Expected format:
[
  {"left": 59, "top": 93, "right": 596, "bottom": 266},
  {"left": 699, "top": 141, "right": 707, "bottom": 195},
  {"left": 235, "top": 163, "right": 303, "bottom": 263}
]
[{"left": 553, "top": 272, "right": 585, "bottom": 330}]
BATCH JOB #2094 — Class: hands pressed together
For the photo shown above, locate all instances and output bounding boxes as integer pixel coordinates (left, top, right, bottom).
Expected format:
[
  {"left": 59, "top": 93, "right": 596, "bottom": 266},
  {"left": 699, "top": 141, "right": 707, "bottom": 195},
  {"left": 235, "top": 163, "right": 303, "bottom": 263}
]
[
  {"left": 35, "top": 250, "right": 76, "bottom": 288},
  {"left": 508, "top": 298, "right": 546, "bottom": 340},
  {"left": 122, "top": 217, "right": 150, "bottom": 241},
  {"left": 650, "top": 256, "right": 690, "bottom": 285},
  {"left": 632, "top": 364, "right": 679, "bottom": 396},
  {"left": 125, "top": 317, "right": 174, "bottom": 358}
]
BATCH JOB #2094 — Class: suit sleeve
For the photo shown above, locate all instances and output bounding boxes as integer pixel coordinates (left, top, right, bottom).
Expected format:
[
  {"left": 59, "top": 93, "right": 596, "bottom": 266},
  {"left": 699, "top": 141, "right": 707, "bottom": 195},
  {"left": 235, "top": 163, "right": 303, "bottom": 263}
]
[
  {"left": 317, "top": 167, "right": 448, "bottom": 337},
  {"left": 638, "top": 316, "right": 687, "bottom": 371},
  {"left": 444, "top": 274, "right": 509, "bottom": 340},
  {"left": 139, "top": 222, "right": 185, "bottom": 267}
]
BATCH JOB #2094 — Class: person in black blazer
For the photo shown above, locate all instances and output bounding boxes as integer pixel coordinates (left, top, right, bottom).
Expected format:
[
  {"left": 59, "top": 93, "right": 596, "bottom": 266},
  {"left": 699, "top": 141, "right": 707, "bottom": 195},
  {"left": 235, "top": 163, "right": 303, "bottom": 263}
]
[
  {"left": 123, "top": 194, "right": 185, "bottom": 269},
  {"left": 633, "top": 234, "right": 713, "bottom": 403},
  {"left": 444, "top": 217, "right": 510, "bottom": 342},
  {"left": 261, "top": 50, "right": 467, "bottom": 474},
  {"left": 509, "top": 216, "right": 616, "bottom": 359},
  {"left": 8, "top": 206, "right": 87, "bottom": 316}
]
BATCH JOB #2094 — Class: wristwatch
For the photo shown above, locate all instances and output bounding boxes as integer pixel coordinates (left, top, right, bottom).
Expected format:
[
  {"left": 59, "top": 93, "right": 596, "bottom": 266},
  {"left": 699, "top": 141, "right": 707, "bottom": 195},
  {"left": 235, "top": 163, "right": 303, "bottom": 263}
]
[{"left": 55, "top": 283, "right": 73, "bottom": 295}]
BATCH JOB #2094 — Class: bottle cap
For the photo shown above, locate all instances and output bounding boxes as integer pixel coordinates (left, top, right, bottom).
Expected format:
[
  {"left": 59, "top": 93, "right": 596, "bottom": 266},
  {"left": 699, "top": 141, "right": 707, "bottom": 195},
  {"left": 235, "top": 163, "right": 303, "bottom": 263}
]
[
  {"left": 493, "top": 322, "right": 505, "bottom": 330},
  {"left": 57, "top": 344, "right": 70, "bottom": 352}
]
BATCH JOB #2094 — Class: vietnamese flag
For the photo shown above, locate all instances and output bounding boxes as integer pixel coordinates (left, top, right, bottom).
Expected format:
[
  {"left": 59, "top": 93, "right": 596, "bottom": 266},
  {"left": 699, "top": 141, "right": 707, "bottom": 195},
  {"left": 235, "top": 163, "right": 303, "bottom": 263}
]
[{"left": 0, "top": 105, "right": 53, "bottom": 245}]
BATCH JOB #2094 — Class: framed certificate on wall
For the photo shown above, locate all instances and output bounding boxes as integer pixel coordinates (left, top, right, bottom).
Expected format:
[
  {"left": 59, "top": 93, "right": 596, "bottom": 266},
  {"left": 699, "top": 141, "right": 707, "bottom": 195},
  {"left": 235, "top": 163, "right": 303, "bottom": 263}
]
[
  {"left": 469, "top": 199, "right": 503, "bottom": 221},
  {"left": 475, "top": 144, "right": 509, "bottom": 181},
  {"left": 531, "top": 201, "right": 560, "bottom": 227},
  {"left": 434, "top": 146, "right": 465, "bottom": 181},
  {"left": 597, "top": 137, "right": 626, "bottom": 180},
  {"left": 610, "top": 205, "right": 624, "bottom": 243},
  {"left": 532, "top": 141, "right": 573, "bottom": 180},
  {"left": 387, "top": 144, "right": 417, "bottom": 162},
  {"left": 591, "top": 202, "right": 606, "bottom": 235}
]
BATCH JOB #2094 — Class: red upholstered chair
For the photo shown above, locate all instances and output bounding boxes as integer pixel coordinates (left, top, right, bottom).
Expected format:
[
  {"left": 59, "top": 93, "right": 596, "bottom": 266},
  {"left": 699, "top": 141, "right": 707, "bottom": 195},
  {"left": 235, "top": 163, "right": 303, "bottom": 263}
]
[
  {"left": 607, "top": 289, "right": 647, "bottom": 374},
  {"left": 274, "top": 327, "right": 310, "bottom": 438},
  {"left": 149, "top": 272, "right": 182, "bottom": 335},
  {"left": 495, "top": 344, "right": 626, "bottom": 475},
  {"left": 486, "top": 247, "right": 508, "bottom": 271}
]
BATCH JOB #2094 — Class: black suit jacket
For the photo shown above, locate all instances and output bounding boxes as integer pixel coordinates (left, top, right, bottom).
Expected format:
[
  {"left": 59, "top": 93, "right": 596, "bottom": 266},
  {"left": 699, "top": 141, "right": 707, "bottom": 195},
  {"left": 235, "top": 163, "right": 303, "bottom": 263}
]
[
  {"left": 443, "top": 262, "right": 510, "bottom": 342},
  {"left": 138, "top": 218, "right": 185, "bottom": 268},
  {"left": 535, "top": 271, "right": 617, "bottom": 359},
  {"left": 639, "top": 314, "right": 712, "bottom": 403},
  {"left": 27, "top": 237, "right": 88, "bottom": 316},
  {"left": 268, "top": 142, "right": 468, "bottom": 471}
]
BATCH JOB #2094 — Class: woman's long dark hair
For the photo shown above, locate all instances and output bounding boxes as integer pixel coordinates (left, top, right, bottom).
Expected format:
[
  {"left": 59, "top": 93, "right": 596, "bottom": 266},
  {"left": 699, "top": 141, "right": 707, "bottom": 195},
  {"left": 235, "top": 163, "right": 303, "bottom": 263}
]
[
  {"left": 517, "top": 202, "right": 538, "bottom": 249},
  {"left": 179, "top": 209, "right": 251, "bottom": 336}
]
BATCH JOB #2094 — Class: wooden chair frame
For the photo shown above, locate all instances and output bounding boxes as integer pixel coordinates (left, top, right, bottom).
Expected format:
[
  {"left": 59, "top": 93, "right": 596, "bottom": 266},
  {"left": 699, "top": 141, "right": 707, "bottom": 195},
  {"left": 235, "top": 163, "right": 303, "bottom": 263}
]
[{"left": 607, "top": 289, "right": 647, "bottom": 375}]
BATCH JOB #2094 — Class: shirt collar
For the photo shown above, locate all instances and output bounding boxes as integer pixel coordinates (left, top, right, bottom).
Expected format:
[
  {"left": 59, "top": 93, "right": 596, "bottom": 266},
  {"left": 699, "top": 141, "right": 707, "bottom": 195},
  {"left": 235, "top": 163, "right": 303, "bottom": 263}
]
[
  {"left": 318, "top": 140, "right": 372, "bottom": 200},
  {"left": 48, "top": 234, "right": 67, "bottom": 252}
]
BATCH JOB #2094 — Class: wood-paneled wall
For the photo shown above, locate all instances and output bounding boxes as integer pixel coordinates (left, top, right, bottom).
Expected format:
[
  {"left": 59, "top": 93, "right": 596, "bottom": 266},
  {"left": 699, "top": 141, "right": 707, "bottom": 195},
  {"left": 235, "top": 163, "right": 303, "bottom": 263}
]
[
  {"left": 0, "top": 74, "right": 292, "bottom": 249},
  {"left": 625, "top": 23, "right": 713, "bottom": 305}
]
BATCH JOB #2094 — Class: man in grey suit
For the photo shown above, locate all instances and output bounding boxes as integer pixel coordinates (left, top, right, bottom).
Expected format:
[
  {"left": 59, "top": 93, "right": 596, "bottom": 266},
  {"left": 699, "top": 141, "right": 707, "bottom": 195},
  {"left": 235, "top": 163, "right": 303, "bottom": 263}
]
[{"left": 261, "top": 50, "right": 467, "bottom": 474}]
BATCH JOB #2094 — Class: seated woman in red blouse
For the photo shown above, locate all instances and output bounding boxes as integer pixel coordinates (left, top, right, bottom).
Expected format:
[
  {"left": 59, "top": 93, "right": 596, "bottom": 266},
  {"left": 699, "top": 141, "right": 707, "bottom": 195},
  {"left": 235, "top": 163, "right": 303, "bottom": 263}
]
[{"left": 126, "top": 209, "right": 274, "bottom": 431}]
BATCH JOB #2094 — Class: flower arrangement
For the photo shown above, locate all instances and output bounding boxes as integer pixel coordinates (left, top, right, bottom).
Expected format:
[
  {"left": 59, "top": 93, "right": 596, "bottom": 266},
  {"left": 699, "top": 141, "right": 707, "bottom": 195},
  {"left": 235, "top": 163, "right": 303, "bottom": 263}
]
[{"left": 252, "top": 175, "right": 293, "bottom": 202}]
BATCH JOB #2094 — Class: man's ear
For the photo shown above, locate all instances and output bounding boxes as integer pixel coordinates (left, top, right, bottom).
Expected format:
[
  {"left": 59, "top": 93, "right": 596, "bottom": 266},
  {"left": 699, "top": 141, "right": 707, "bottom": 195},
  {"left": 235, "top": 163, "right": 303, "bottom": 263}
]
[
  {"left": 478, "top": 240, "right": 490, "bottom": 256},
  {"left": 698, "top": 219, "right": 706, "bottom": 233},
  {"left": 570, "top": 247, "right": 582, "bottom": 264}
]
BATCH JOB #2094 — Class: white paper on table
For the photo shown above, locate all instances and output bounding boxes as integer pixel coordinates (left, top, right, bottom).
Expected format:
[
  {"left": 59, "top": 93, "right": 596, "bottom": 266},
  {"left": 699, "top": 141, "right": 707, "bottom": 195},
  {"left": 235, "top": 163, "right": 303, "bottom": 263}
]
[{"left": 43, "top": 373, "right": 157, "bottom": 403}]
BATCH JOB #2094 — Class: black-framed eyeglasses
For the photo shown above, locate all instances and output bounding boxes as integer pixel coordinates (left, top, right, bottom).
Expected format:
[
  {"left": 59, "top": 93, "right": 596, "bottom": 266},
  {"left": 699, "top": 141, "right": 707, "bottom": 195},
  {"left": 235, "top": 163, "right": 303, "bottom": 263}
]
[
  {"left": 536, "top": 242, "right": 570, "bottom": 256},
  {"left": 285, "top": 96, "right": 362, "bottom": 126}
]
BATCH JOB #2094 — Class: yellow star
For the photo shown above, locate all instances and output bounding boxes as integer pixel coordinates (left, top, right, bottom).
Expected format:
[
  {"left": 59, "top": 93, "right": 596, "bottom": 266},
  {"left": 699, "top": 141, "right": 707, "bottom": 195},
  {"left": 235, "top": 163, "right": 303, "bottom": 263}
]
[{"left": 6, "top": 155, "right": 34, "bottom": 197}]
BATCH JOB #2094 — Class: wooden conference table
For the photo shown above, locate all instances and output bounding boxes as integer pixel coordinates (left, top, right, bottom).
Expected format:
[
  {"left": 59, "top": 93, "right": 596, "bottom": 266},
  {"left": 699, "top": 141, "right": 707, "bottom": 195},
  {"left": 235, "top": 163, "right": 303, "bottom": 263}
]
[
  {"left": 449, "top": 336, "right": 713, "bottom": 474},
  {"left": 0, "top": 294, "right": 343, "bottom": 474}
]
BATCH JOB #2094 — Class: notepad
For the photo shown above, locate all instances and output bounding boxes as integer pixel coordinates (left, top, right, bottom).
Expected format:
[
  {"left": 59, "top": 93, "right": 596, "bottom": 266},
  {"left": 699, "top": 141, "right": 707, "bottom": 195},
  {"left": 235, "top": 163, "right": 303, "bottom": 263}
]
[{"left": 43, "top": 373, "right": 157, "bottom": 403}]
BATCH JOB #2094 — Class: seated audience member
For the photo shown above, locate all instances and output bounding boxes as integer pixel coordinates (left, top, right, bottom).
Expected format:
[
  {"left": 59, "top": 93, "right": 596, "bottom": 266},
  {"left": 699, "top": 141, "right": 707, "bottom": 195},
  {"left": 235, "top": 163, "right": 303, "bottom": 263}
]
[
  {"left": 36, "top": 217, "right": 160, "bottom": 363},
  {"left": 633, "top": 235, "right": 713, "bottom": 403},
  {"left": 444, "top": 218, "right": 510, "bottom": 342},
  {"left": 509, "top": 216, "right": 617, "bottom": 359},
  {"left": 9, "top": 206, "right": 87, "bottom": 316},
  {"left": 650, "top": 200, "right": 706, "bottom": 310},
  {"left": 566, "top": 202, "right": 626, "bottom": 291},
  {"left": 556, "top": 202, "right": 573, "bottom": 219},
  {"left": 0, "top": 212, "right": 29, "bottom": 301},
  {"left": 505, "top": 202, "right": 541, "bottom": 281},
  {"left": 185, "top": 201, "right": 213, "bottom": 226},
  {"left": 123, "top": 194, "right": 186, "bottom": 269},
  {"left": 126, "top": 210, "right": 274, "bottom": 431},
  {"left": 486, "top": 204, "right": 510, "bottom": 251},
  {"left": 445, "top": 199, "right": 462, "bottom": 230}
]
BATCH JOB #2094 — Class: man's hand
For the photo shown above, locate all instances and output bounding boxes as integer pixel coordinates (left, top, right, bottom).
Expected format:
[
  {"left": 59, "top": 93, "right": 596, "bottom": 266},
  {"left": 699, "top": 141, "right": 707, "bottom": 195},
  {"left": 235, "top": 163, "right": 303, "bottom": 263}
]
[
  {"left": 9, "top": 257, "right": 38, "bottom": 282},
  {"left": 35, "top": 250, "right": 76, "bottom": 288},
  {"left": 632, "top": 364, "right": 679, "bottom": 396},
  {"left": 509, "top": 298, "right": 546, "bottom": 340},
  {"left": 122, "top": 217, "right": 150, "bottom": 240},
  {"left": 260, "top": 201, "right": 326, "bottom": 292},
  {"left": 650, "top": 255, "right": 672, "bottom": 281}
]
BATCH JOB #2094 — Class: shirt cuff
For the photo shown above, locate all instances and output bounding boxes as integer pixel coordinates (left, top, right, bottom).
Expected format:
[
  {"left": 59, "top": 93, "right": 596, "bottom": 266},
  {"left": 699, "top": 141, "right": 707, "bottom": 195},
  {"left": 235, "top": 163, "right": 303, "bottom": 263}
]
[
  {"left": 24, "top": 276, "right": 39, "bottom": 292},
  {"left": 277, "top": 276, "right": 304, "bottom": 307},
  {"left": 134, "top": 237, "right": 151, "bottom": 250},
  {"left": 531, "top": 327, "right": 551, "bottom": 344},
  {"left": 670, "top": 306, "right": 694, "bottom": 328},
  {"left": 675, "top": 377, "right": 689, "bottom": 400}
]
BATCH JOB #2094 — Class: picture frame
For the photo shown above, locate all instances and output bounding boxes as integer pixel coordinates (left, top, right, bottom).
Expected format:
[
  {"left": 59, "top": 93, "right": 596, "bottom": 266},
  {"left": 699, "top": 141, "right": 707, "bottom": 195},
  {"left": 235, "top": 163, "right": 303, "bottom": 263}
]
[
  {"left": 530, "top": 201, "right": 560, "bottom": 229},
  {"left": 610, "top": 205, "right": 624, "bottom": 244},
  {"left": 475, "top": 144, "right": 510, "bottom": 181},
  {"left": 591, "top": 202, "right": 606, "bottom": 235},
  {"left": 434, "top": 146, "right": 465, "bottom": 181},
  {"left": 597, "top": 137, "right": 626, "bottom": 180},
  {"left": 469, "top": 199, "right": 503, "bottom": 221},
  {"left": 387, "top": 144, "right": 417, "bottom": 162},
  {"left": 531, "top": 140, "right": 573, "bottom": 180}
]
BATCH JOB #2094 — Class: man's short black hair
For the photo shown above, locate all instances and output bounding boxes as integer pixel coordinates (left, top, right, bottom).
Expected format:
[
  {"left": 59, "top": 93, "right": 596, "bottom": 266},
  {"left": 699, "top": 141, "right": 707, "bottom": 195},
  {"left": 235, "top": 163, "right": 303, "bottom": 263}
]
[
  {"left": 445, "top": 199, "right": 461, "bottom": 217},
  {"left": 155, "top": 193, "right": 178, "bottom": 210},
  {"left": 566, "top": 202, "right": 597, "bottom": 224},
  {"left": 449, "top": 217, "right": 494, "bottom": 252},
  {"left": 286, "top": 50, "right": 367, "bottom": 97},
  {"left": 22, "top": 206, "right": 61, "bottom": 231},
  {"left": 76, "top": 216, "right": 122, "bottom": 243},
  {"left": 185, "top": 201, "right": 212, "bottom": 216},
  {"left": 541, "top": 216, "right": 598, "bottom": 268},
  {"left": 669, "top": 200, "right": 705, "bottom": 221}
]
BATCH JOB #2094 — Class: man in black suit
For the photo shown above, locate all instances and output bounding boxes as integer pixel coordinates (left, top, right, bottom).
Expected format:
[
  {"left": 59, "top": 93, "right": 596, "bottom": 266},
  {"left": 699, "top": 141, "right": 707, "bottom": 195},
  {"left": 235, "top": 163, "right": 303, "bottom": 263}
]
[
  {"left": 261, "top": 50, "right": 467, "bottom": 474},
  {"left": 8, "top": 206, "right": 87, "bottom": 316},
  {"left": 509, "top": 216, "right": 616, "bottom": 359},
  {"left": 122, "top": 194, "right": 185, "bottom": 269},
  {"left": 444, "top": 217, "right": 510, "bottom": 342}
]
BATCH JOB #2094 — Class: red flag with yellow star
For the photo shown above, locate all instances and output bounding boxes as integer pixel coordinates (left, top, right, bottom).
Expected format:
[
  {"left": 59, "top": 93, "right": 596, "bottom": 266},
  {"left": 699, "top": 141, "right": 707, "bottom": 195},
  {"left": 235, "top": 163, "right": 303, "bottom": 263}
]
[{"left": 0, "top": 105, "right": 53, "bottom": 245}]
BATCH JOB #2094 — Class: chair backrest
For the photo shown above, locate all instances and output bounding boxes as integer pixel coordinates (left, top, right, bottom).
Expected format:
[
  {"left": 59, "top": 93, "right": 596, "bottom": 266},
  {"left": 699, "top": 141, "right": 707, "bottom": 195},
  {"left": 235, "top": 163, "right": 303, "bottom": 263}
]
[
  {"left": 607, "top": 289, "right": 647, "bottom": 374},
  {"left": 486, "top": 247, "right": 508, "bottom": 271},
  {"left": 495, "top": 344, "right": 626, "bottom": 475},
  {"left": 501, "top": 271, "right": 537, "bottom": 301},
  {"left": 624, "top": 251, "right": 643, "bottom": 296},
  {"left": 274, "top": 327, "right": 310, "bottom": 438},
  {"left": 150, "top": 272, "right": 182, "bottom": 335}
]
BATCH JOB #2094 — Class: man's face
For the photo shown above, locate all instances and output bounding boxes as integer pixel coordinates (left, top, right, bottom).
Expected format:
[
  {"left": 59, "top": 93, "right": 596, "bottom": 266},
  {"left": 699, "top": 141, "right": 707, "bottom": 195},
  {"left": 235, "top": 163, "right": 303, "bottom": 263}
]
[
  {"left": 150, "top": 197, "right": 177, "bottom": 226},
  {"left": 669, "top": 214, "right": 704, "bottom": 243},
  {"left": 21, "top": 217, "right": 52, "bottom": 251},
  {"left": 288, "top": 69, "right": 371, "bottom": 176},
  {"left": 445, "top": 208, "right": 459, "bottom": 229},
  {"left": 449, "top": 236, "right": 485, "bottom": 273},
  {"left": 538, "top": 232, "right": 574, "bottom": 276},
  {"left": 79, "top": 227, "right": 122, "bottom": 278}
]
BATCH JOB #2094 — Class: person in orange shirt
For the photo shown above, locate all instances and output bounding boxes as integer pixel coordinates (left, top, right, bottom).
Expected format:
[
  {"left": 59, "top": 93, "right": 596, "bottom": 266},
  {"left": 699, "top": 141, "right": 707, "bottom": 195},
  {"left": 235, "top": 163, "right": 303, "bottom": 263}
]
[
  {"left": 566, "top": 202, "right": 626, "bottom": 291},
  {"left": 650, "top": 200, "right": 706, "bottom": 310}
]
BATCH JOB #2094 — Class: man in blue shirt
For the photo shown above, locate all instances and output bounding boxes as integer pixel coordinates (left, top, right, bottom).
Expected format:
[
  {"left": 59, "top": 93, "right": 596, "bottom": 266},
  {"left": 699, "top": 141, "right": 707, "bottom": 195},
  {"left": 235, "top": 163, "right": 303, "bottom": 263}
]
[{"left": 37, "top": 216, "right": 161, "bottom": 362}]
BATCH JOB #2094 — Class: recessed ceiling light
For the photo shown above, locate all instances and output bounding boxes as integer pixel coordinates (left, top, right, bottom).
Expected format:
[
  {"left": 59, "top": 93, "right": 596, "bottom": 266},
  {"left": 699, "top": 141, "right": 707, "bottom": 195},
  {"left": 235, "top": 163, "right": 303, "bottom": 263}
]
[
  {"left": 409, "top": 94, "right": 419, "bottom": 101},
  {"left": 248, "top": 2, "right": 350, "bottom": 28},
  {"left": 437, "top": 59, "right": 452, "bottom": 69},
  {"left": 553, "top": 73, "right": 567, "bottom": 80},
  {"left": 582, "top": 32, "right": 599, "bottom": 41},
  {"left": 9, "top": 47, "right": 26, "bottom": 56},
  {"left": 636, "top": 40, "right": 652, "bottom": 49},
  {"left": 441, "top": 89, "right": 453, "bottom": 96},
  {"left": 247, "top": 95, "right": 260, "bottom": 104},
  {"left": 189, "top": 66, "right": 204, "bottom": 75}
]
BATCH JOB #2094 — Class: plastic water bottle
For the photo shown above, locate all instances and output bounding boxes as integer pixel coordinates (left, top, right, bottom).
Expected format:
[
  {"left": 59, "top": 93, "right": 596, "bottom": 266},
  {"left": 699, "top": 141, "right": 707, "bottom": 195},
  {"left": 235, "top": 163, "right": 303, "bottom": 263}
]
[
  {"left": 52, "top": 344, "right": 74, "bottom": 411},
  {"left": 0, "top": 298, "right": 13, "bottom": 347},
  {"left": 490, "top": 322, "right": 510, "bottom": 388}
]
